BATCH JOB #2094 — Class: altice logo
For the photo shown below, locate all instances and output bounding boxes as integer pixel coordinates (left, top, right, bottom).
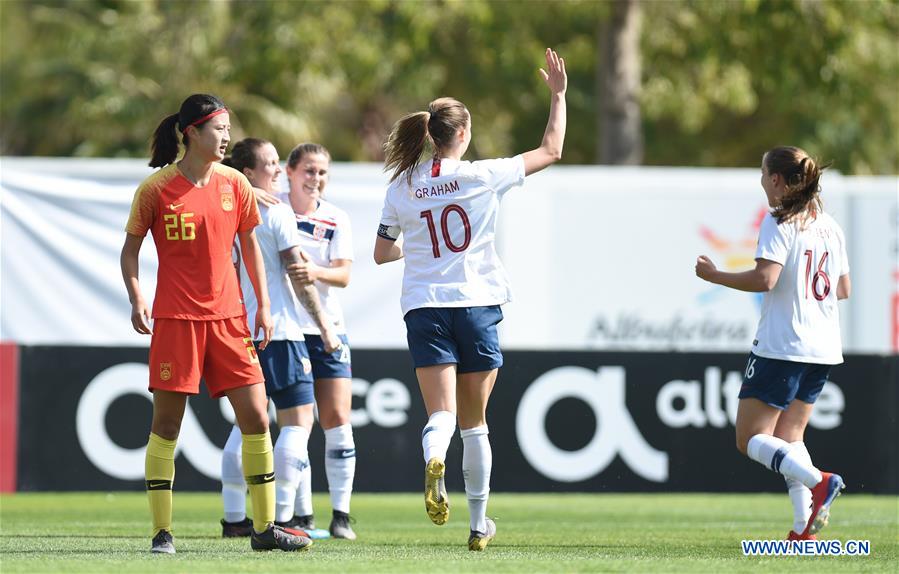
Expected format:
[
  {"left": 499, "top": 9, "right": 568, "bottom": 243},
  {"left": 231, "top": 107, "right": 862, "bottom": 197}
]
[
  {"left": 75, "top": 363, "right": 222, "bottom": 480},
  {"left": 75, "top": 362, "right": 413, "bottom": 481},
  {"left": 515, "top": 366, "right": 668, "bottom": 483}
]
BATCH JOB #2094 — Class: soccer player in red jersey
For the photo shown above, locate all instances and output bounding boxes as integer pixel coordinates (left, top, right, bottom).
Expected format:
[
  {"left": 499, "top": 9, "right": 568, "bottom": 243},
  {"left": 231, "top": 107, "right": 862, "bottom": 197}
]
[{"left": 120, "top": 94, "right": 310, "bottom": 553}]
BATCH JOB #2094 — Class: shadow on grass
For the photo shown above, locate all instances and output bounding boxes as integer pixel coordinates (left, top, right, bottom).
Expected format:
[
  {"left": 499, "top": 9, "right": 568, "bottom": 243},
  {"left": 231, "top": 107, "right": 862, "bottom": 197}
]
[
  {"left": 0, "top": 549, "right": 227, "bottom": 555},
  {"left": 0, "top": 534, "right": 228, "bottom": 540},
  {"left": 382, "top": 541, "right": 627, "bottom": 550}
]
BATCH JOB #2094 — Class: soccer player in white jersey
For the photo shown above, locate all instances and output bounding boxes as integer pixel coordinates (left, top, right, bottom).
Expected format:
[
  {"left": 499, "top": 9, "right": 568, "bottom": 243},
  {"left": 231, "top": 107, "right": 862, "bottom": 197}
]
[
  {"left": 373, "top": 48, "right": 567, "bottom": 551},
  {"left": 262, "top": 142, "right": 358, "bottom": 540},
  {"left": 696, "top": 146, "right": 851, "bottom": 541},
  {"left": 218, "top": 139, "right": 340, "bottom": 541}
]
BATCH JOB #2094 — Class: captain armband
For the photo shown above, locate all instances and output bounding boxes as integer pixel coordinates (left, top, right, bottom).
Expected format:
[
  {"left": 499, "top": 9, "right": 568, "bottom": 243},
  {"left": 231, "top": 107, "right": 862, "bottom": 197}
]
[{"left": 377, "top": 223, "right": 401, "bottom": 241}]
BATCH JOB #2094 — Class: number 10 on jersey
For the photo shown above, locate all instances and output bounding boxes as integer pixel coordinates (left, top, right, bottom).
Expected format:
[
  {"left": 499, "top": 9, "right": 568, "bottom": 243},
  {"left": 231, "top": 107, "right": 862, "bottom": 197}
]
[{"left": 420, "top": 204, "right": 471, "bottom": 258}]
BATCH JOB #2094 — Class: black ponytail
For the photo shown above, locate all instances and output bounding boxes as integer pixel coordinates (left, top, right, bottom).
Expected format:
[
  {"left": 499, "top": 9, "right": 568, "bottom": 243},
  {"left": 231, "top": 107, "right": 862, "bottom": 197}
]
[
  {"left": 149, "top": 113, "right": 180, "bottom": 168},
  {"left": 148, "top": 94, "right": 227, "bottom": 168}
]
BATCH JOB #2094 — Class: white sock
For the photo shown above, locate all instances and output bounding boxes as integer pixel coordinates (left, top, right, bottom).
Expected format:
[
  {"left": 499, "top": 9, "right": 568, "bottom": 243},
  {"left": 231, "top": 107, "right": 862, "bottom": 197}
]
[
  {"left": 422, "top": 410, "right": 456, "bottom": 463},
  {"left": 747, "top": 434, "right": 822, "bottom": 489},
  {"left": 273, "top": 425, "right": 310, "bottom": 523},
  {"left": 324, "top": 424, "right": 356, "bottom": 514},
  {"left": 294, "top": 460, "right": 313, "bottom": 518},
  {"left": 221, "top": 425, "right": 247, "bottom": 523},
  {"left": 461, "top": 425, "right": 491, "bottom": 534},
  {"left": 785, "top": 441, "right": 814, "bottom": 534}
]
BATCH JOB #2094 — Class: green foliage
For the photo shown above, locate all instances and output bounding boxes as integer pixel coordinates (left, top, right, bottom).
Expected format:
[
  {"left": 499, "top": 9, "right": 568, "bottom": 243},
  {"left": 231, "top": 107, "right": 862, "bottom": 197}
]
[
  {"left": 1, "top": 492, "right": 897, "bottom": 572},
  {"left": 1, "top": 0, "right": 896, "bottom": 173},
  {"left": 641, "top": 0, "right": 899, "bottom": 173}
]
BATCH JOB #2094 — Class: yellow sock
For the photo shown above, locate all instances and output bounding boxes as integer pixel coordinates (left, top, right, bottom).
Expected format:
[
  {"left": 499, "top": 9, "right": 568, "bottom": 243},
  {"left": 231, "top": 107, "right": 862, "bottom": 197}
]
[
  {"left": 145, "top": 432, "right": 176, "bottom": 536},
  {"left": 242, "top": 431, "right": 275, "bottom": 533}
]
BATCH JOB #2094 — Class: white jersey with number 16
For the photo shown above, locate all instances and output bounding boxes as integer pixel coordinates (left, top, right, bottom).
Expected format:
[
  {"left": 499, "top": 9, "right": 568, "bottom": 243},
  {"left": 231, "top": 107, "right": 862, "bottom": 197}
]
[
  {"left": 379, "top": 155, "right": 525, "bottom": 315},
  {"left": 753, "top": 211, "right": 849, "bottom": 364}
]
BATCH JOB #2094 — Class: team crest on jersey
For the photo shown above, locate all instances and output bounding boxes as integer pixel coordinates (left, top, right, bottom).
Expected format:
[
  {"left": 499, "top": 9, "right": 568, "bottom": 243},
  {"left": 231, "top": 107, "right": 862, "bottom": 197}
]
[
  {"left": 160, "top": 362, "right": 172, "bottom": 381},
  {"left": 313, "top": 224, "right": 327, "bottom": 240},
  {"left": 221, "top": 185, "right": 234, "bottom": 211}
]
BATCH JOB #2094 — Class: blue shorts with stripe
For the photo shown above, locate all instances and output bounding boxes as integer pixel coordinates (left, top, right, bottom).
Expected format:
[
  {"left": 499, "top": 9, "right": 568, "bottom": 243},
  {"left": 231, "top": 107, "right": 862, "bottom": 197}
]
[
  {"left": 404, "top": 305, "right": 503, "bottom": 373},
  {"left": 253, "top": 340, "right": 314, "bottom": 409},
  {"left": 738, "top": 352, "right": 831, "bottom": 410},
  {"left": 303, "top": 334, "right": 352, "bottom": 379}
]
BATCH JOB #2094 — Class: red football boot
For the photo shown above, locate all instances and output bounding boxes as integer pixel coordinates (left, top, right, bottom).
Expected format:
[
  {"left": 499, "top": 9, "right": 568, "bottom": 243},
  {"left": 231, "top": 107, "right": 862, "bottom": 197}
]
[
  {"left": 787, "top": 530, "right": 817, "bottom": 541},
  {"left": 801, "top": 472, "right": 845, "bottom": 537}
]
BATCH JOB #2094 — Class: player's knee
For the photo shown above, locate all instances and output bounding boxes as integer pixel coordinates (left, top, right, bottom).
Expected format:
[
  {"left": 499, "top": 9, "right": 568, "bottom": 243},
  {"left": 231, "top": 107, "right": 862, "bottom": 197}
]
[
  {"left": 773, "top": 425, "right": 803, "bottom": 443},
  {"left": 237, "top": 410, "right": 269, "bottom": 435},
  {"left": 457, "top": 408, "right": 487, "bottom": 430},
  {"left": 318, "top": 408, "right": 349, "bottom": 429},
  {"left": 735, "top": 434, "right": 749, "bottom": 456},
  {"left": 151, "top": 419, "right": 181, "bottom": 441}
]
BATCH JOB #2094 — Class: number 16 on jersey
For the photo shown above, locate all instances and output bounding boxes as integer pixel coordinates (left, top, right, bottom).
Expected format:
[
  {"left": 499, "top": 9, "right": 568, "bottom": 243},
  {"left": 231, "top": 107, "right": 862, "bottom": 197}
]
[{"left": 804, "top": 250, "right": 830, "bottom": 301}]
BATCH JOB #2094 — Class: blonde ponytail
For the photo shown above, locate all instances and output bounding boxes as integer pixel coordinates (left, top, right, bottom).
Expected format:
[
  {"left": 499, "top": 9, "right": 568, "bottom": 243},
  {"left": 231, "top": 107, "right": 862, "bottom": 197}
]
[{"left": 383, "top": 111, "right": 431, "bottom": 186}]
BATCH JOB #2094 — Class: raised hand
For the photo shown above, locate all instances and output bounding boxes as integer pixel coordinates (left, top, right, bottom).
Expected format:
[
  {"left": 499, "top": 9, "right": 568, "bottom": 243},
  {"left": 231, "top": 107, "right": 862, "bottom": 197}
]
[{"left": 539, "top": 48, "right": 567, "bottom": 95}]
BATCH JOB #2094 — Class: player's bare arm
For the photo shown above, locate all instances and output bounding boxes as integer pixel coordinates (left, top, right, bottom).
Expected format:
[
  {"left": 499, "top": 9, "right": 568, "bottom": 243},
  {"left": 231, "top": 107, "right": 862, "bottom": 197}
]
[
  {"left": 237, "top": 228, "right": 273, "bottom": 349},
  {"left": 695, "top": 255, "right": 783, "bottom": 292},
  {"left": 280, "top": 246, "right": 341, "bottom": 352},
  {"left": 522, "top": 48, "right": 567, "bottom": 176},
  {"left": 287, "top": 258, "right": 351, "bottom": 288},
  {"left": 373, "top": 235, "right": 404, "bottom": 265},
  {"left": 837, "top": 273, "right": 851, "bottom": 300},
  {"left": 120, "top": 233, "right": 152, "bottom": 334}
]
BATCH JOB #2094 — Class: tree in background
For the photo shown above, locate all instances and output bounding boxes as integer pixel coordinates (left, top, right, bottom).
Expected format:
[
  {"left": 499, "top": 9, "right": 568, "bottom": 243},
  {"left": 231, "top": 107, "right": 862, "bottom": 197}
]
[
  {"left": 640, "top": 0, "right": 899, "bottom": 174},
  {"left": 599, "top": 0, "right": 643, "bottom": 165},
  {"left": 1, "top": 0, "right": 896, "bottom": 174}
]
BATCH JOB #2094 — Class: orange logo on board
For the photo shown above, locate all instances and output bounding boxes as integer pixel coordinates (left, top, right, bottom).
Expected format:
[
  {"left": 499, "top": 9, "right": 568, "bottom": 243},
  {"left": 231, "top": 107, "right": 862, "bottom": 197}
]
[{"left": 160, "top": 362, "right": 173, "bottom": 381}]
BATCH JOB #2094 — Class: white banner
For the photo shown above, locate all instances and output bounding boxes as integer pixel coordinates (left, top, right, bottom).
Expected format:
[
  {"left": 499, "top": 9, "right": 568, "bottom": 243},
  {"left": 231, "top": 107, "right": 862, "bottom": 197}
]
[{"left": 2, "top": 157, "right": 896, "bottom": 352}]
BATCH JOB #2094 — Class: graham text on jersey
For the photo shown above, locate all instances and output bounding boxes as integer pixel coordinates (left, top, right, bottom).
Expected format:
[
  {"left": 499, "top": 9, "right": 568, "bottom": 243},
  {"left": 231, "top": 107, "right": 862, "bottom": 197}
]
[{"left": 415, "top": 180, "right": 460, "bottom": 199}]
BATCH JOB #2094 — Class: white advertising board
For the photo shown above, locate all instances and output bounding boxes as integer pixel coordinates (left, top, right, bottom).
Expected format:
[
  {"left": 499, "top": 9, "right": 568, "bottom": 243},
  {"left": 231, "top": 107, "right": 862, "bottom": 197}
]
[{"left": 2, "top": 158, "right": 895, "bottom": 353}]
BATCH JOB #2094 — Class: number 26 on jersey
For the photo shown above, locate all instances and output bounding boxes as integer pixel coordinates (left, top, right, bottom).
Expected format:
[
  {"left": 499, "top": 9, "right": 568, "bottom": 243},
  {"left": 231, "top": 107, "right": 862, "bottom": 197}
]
[{"left": 164, "top": 213, "right": 196, "bottom": 241}]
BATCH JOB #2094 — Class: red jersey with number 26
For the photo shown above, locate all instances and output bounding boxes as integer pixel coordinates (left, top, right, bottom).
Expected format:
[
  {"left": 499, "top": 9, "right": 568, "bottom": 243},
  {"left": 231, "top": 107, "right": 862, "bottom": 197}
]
[
  {"left": 378, "top": 156, "right": 525, "bottom": 315},
  {"left": 125, "top": 163, "right": 261, "bottom": 320}
]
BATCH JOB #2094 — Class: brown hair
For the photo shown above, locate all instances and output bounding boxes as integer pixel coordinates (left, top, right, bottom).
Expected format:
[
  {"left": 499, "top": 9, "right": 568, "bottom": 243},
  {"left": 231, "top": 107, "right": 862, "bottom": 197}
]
[
  {"left": 149, "top": 93, "right": 226, "bottom": 168},
  {"left": 383, "top": 97, "right": 469, "bottom": 185},
  {"left": 286, "top": 142, "right": 331, "bottom": 170},
  {"left": 222, "top": 138, "right": 270, "bottom": 174},
  {"left": 764, "top": 146, "right": 830, "bottom": 224}
]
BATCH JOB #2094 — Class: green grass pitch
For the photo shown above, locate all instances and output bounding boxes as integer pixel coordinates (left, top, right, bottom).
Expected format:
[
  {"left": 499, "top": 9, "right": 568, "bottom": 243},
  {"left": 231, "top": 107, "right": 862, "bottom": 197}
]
[{"left": 1, "top": 492, "right": 896, "bottom": 573}]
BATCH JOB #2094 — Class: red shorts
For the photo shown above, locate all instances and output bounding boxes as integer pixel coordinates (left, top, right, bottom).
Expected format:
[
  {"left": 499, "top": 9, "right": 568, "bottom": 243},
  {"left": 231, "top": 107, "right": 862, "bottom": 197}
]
[{"left": 148, "top": 316, "right": 263, "bottom": 398}]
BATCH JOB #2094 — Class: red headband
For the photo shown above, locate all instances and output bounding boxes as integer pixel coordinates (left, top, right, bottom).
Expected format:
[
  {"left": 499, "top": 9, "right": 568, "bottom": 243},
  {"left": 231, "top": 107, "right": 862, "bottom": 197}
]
[{"left": 181, "top": 108, "right": 229, "bottom": 132}]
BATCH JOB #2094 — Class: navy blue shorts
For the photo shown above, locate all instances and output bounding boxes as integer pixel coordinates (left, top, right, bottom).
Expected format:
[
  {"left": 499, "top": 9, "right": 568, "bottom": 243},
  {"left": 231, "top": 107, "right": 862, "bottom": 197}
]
[
  {"left": 253, "top": 340, "right": 314, "bottom": 409},
  {"left": 304, "top": 334, "right": 352, "bottom": 379},
  {"left": 738, "top": 352, "right": 831, "bottom": 410},
  {"left": 404, "top": 305, "right": 504, "bottom": 374}
]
